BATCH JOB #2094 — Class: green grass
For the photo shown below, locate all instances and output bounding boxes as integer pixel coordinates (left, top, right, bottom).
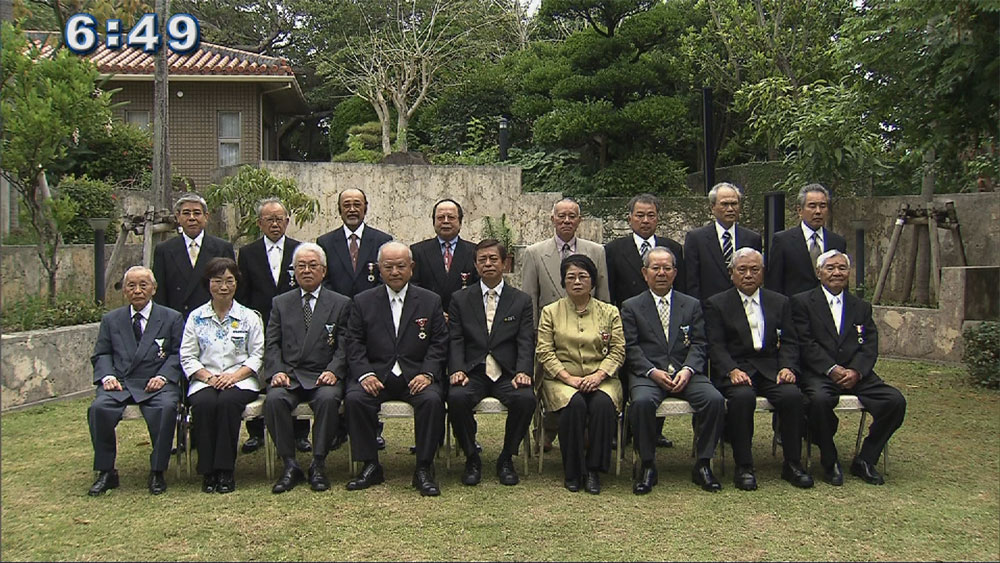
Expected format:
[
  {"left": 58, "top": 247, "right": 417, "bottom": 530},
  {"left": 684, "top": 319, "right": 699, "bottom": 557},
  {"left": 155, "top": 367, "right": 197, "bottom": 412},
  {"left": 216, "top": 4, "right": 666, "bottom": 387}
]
[{"left": 2, "top": 359, "right": 997, "bottom": 561}]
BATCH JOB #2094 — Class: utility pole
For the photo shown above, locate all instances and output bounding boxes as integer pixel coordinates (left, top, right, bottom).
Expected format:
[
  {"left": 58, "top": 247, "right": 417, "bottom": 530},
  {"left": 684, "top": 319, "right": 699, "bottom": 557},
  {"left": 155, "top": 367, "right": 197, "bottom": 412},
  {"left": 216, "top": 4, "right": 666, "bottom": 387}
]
[{"left": 147, "top": 0, "right": 172, "bottom": 266}]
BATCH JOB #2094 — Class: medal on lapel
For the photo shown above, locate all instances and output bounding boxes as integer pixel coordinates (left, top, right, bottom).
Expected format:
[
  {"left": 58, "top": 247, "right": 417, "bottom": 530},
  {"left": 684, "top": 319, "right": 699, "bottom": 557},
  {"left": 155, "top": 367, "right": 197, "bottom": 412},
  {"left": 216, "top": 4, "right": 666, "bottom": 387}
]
[
  {"left": 287, "top": 267, "right": 297, "bottom": 288},
  {"left": 416, "top": 318, "right": 429, "bottom": 340},
  {"left": 855, "top": 324, "right": 865, "bottom": 344},
  {"left": 367, "top": 262, "right": 376, "bottom": 283},
  {"left": 460, "top": 272, "right": 469, "bottom": 288},
  {"left": 680, "top": 325, "right": 691, "bottom": 347},
  {"left": 325, "top": 324, "right": 336, "bottom": 347},
  {"left": 600, "top": 330, "right": 610, "bottom": 356},
  {"left": 775, "top": 328, "right": 782, "bottom": 351},
  {"left": 154, "top": 338, "right": 166, "bottom": 359}
]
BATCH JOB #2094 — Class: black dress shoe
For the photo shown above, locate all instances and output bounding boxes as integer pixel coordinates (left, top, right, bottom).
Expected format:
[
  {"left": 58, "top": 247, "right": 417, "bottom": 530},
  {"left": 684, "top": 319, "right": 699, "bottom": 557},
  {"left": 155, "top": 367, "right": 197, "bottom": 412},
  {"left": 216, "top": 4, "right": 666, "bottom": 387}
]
[
  {"left": 564, "top": 478, "right": 580, "bottom": 492},
  {"left": 584, "top": 471, "right": 601, "bottom": 495},
  {"left": 148, "top": 471, "right": 167, "bottom": 495},
  {"left": 824, "top": 461, "right": 844, "bottom": 486},
  {"left": 496, "top": 457, "right": 519, "bottom": 486},
  {"left": 216, "top": 470, "right": 236, "bottom": 494},
  {"left": 329, "top": 431, "right": 349, "bottom": 451},
  {"left": 88, "top": 470, "right": 119, "bottom": 496},
  {"left": 656, "top": 435, "right": 674, "bottom": 448},
  {"left": 412, "top": 466, "right": 440, "bottom": 496},
  {"left": 633, "top": 464, "right": 657, "bottom": 495},
  {"left": 691, "top": 462, "right": 721, "bottom": 492},
  {"left": 734, "top": 465, "right": 758, "bottom": 491},
  {"left": 781, "top": 461, "right": 815, "bottom": 489},
  {"left": 850, "top": 457, "right": 885, "bottom": 485},
  {"left": 295, "top": 438, "right": 312, "bottom": 453},
  {"left": 241, "top": 436, "right": 264, "bottom": 454},
  {"left": 309, "top": 464, "right": 330, "bottom": 492},
  {"left": 462, "top": 456, "right": 482, "bottom": 486},
  {"left": 202, "top": 473, "right": 217, "bottom": 494},
  {"left": 346, "top": 462, "right": 385, "bottom": 491},
  {"left": 272, "top": 465, "right": 305, "bottom": 494}
]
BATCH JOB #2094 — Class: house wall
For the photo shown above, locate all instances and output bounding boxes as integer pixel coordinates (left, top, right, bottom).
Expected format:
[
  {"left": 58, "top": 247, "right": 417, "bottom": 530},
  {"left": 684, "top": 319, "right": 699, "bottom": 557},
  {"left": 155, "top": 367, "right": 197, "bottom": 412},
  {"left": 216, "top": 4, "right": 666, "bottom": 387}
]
[{"left": 109, "top": 81, "right": 262, "bottom": 188}]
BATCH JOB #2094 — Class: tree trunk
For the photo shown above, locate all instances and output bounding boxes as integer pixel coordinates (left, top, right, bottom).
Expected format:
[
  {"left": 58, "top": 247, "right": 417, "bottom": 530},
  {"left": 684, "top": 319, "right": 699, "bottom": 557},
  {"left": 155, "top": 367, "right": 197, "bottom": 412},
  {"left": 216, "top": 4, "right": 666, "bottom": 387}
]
[
  {"left": 396, "top": 112, "right": 409, "bottom": 153},
  {"left": 913, "top": 149, "right": 936, "bottom": 305}
]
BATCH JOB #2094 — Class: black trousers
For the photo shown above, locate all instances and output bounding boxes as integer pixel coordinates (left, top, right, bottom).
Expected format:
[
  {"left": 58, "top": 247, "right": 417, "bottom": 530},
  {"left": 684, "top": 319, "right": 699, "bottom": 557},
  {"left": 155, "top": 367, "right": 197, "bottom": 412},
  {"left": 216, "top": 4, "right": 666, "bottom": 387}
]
[
  {"left": 630, "top": 374, "right": 724, "bottom": 465},
  {"left": 188, "top": 387, "right": 257, "bottom": 475},
  {"left": 556, "top": 390, "right": 616, "bottom": 480},
  {"left": 265, "top": 383, "right": 343, "bottom": 461},
  {"left": 89, "top": 385, "right": 179, "bottom": 472},
  {"left": 345, "top": 375, "right": 445, "bottom": 466},
  {"left": 246, "top": 417, "right": 308, "bottom": 441},
  {"left": 718, "top": 375, "right": 806, "bottom": 467},
  {"left": 800, "top": 374, "right": 906, "bottom": 468},
  {"left": 447, "top": 369, "right": 536, "bottom": 459}
]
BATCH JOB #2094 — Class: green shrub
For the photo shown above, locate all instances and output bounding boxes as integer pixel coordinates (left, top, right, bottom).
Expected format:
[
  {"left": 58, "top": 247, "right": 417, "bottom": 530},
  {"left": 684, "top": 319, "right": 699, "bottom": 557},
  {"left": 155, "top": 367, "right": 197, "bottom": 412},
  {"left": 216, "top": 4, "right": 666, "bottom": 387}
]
[
  {"left": 328, "top": 97, "right": 378, "bottom": 156},
  {"left": 77, "top": 122, "right": 153, "bottom": 185},
  {"left": 55, "top": 175, "right": 119, "bottom": 244},
  {"left": 0, "top": 293, "right": 106, "bottom": 332},
  {"left": 963, "top": 321, "right": 999, "bottom": 390}
]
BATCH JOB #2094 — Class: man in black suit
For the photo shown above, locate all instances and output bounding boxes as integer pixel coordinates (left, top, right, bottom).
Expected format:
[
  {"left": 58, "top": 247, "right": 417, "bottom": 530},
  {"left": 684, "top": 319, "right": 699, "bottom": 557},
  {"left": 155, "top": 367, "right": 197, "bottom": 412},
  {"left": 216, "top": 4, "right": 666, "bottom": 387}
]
[
  {"left": 344, "top": 242, "right": 449, "bottom": 496},
  {"left": 791, "top": 250, "right": 906, "bottom": 486},
  {"left": 621, "top": 248, "right": 724, "bottom": 495},
  {"left": 316, "top": 188, "right": 394, "bottom": 298},
  {"left": 152, "top": 193, "right": 235, "bottom": 319},
  {"left": 684, "top": 183, "right": 762, "bottom": 301},
  {"left": 235, "top": 197, "right": 311, "bottom": 455},
  {"left": 703, "top": 248, "right": 814, "bottom": 491},
  {"left": 264, "top": 243, "right": 353, "bottom": 494},
  {"left": 766, "top": 184, "right": 847, "bottom": 297},
  {"left": 605, "top": 193, "right": 685, "bottom": 448},
  {"left": 447, "top": 239, "right": 536, "bottom": 486},
  {"left": 411, "top": 199, "right": 479, "bottom": 314},
  {"left": 88, "top": 266, "right": 184, "bottom": 495}
]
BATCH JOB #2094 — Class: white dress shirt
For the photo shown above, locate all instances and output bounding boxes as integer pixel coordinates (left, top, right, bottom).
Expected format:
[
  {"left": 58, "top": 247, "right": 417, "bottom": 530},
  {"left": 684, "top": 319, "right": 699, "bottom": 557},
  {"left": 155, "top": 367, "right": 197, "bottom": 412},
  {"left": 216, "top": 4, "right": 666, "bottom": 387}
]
[
  {"left": 633, "top": 232, "right": 655, "bottom": 257},
  {"left": 822, "top": 285, "right": 844, "bottom": 335},
  {"left": 740, "top": 288, "right": 764, "bottom": 351},
  {"left": 265, "top": 235, "right": 285, "bottom": 285},
  {"left": 714, "top": 221, "right": 736, "bottom": 253}
]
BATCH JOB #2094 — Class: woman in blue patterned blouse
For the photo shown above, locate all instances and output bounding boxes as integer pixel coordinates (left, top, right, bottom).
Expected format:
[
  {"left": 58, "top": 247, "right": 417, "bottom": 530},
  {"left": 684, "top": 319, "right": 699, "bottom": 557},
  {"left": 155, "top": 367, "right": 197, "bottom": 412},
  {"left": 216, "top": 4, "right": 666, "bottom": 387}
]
[{"left": 180, "top": 257, "right": 264, "bottom": 494}]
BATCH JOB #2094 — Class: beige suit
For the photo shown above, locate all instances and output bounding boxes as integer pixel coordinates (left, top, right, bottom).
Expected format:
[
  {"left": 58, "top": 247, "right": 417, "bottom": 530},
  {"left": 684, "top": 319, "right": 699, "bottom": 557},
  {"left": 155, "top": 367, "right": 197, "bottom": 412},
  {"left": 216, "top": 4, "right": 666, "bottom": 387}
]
[
  {"left": 520, "top": 237, "right": 610, "bottom": 327},
  {"left": 535, "top": 297, "right": 624, "bottom": 413}
]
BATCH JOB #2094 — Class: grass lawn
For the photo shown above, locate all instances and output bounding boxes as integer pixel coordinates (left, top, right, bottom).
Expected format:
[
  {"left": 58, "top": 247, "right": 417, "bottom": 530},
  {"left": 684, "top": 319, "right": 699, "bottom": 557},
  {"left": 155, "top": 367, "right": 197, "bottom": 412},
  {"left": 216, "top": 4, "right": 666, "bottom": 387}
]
[{"left": 1, "top": 358, "right": 997, "bottom": 561}]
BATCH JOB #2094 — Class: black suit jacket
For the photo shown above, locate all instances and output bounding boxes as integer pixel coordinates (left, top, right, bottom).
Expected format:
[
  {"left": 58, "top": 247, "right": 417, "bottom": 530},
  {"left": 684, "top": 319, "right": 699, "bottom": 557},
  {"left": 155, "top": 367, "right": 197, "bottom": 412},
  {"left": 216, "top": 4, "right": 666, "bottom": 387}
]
[
  {"left": 703, "top": 287, "right": 799, "bottom": 382},
  {"left": 263, "top": 286, "right": 352, "bottom": 390},
  {"left": 684, "top": 223, "right": 762, "bottom": 301},
  {"left": 152, "top": 234, "right": 235, "bottom": 318},
  {"left": 621, "top": 289, "right": 706, "bottom": 391},
  {"left": 765, "top": 225, "right": 847, "bottom": 296},
  {"left": 791, "top": 287, "right": 878, "bottom": 382},
  {"left": 605, "top": 234, "right": 686, "bottom": 308},
  {"left": 236, "top": 236, "right": 300, "bottom": 326},
  {"left": 447, "top": 283, "right": 535, "bottom": 378},
  {"left": 345, "top": 284, "right": 449, "bottom": 385},
  {"left": 91, "top": 303, "right": 184, "bottom": 403},
  {"left": 411, "top": 237, "right": 480, "bottom": 313},
  {"left": 316, "top": 224, "right": 393, "bottom": 298}
]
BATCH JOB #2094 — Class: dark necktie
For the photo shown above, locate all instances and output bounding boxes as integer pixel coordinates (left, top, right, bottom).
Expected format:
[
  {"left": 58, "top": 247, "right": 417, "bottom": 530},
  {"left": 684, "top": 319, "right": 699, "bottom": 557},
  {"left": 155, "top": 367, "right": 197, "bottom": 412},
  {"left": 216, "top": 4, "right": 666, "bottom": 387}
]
[
  {"left": 303, "top": 293, "right": 313, "bottom": 331},
  {"left": 132, "top": 312, "right": 143, "bottom": 345},
  {"left": 722, "top": 231, "right": 733, "bottom": 266},
  {"left": 349, "top": 234, "right": 360, "bottom": 271},
  {"left": 443, "top": 241, "right": 453, "bottom": 273},
  {"left": 809, "top": 232, "right": 823, "bottom": 267},
  {"left": 561, "top": 243, "right": 571, "bottom": 259},
  {"left": 640, "top": 241, "right": 651, "bottom": 260}
]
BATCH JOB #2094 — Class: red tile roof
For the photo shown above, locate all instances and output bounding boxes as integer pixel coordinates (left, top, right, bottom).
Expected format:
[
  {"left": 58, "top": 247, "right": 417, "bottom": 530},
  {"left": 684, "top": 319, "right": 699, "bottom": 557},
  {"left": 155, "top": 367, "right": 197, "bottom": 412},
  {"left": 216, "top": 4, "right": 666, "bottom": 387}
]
[{"left": 27, "top": 31, "right": 296, "bottom": 77}]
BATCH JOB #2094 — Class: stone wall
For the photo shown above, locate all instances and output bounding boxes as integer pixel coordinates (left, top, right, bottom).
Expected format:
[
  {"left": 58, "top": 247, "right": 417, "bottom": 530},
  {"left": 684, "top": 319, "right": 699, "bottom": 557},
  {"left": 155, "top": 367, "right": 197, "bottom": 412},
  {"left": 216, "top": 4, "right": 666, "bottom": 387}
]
[
  {"left": 1, "top": 244, "right": 141, "bottom": 306},
  {"left": 1, "top": 322, "right": 99, "bottom": 410}
]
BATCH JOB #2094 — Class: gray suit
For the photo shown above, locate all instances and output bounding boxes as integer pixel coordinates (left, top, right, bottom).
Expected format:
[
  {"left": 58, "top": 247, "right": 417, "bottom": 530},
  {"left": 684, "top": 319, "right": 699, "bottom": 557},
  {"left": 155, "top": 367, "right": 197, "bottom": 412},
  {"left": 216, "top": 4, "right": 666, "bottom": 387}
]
[
  {"left": 263, "top": 286, "right": 352, "bottom": 460},
  {"left": 621, "top": 290, "right": 724, "bottom": 463},
  {"left": 519, "top": 237, "right": 610, "bottom": 326},
  {"left": 89, "top": 303, "right": 184, "bottom": 472}
]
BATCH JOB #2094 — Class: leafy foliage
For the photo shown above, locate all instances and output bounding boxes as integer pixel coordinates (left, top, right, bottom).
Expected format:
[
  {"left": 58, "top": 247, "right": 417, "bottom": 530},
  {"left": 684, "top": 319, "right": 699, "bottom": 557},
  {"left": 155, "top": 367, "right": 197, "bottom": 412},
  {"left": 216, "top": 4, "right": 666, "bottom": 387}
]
[
  {"left": 55, "top": 175, "right": 119, "bottom": 244},
  {"left": 0, "top": 292, "right": 106, "bottom": 332},
  {"left": 963, "top": 321, "right": 1000, "bottom": 390},
  {"left": 203, "top": 166, "right": 319, "bottom": 243},
  {"left": 328, "top": 96, "right": 379, "bottom": 156}
]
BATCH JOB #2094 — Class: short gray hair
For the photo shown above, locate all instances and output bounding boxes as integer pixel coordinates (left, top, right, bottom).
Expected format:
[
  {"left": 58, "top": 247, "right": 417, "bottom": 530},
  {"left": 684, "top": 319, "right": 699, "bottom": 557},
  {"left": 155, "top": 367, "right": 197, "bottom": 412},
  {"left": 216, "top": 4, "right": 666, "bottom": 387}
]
[
  {"left": 173, "top": 193, "right": 208, "bottom": 214},
  {"left": 708, "top": 182, "right": 742, "bottom": 206},
  {"left": 122, "top": 265, "right": 156, "bottom": 286},
  {"left": 816, "top": 249, "right": 851, "bottom": 270},
  {"left": 642, "top": 246, "right": 676, "bottom": 268},
  {"left": 257, "top": 197, "right": 287, "bottom": 217},
  {"left": 797, "top": 183, "right": 831, "bottom": 208},
  {"left": 730, "top": 247, "right": 763, "bottom": 267},
  {"left": 551, "top": 197, "right": 581, "bottom": 216},
  {"left": 377, "top": 241, "right": 412, "bottom": 263},
  {"left": 292, "top": 242, "right": 327, "bottom": 268}
]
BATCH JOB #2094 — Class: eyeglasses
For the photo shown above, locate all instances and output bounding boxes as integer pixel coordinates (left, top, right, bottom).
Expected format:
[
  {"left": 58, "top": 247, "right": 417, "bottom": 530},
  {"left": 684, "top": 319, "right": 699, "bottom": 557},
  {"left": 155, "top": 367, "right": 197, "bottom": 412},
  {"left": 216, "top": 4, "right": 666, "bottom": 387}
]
[
  {"left": 821, "top": 264, "right": 850, "bottom": 273},
  {"left": 295, "top": 262, "right": 324, "bottom": 271},
  {"left": 179, "top": 209, "right": 204, "bottom": 217},
  {"left": 125, "top": 282, "right": 153, "bottom": 291},
  {"left": 647, "top": 265, "right": 674, "bottom": 273},
  {"left": 260, "top": 216, "right": 287, "bottom": 224},
  {"left": 565, "top": 273, "right": 591, "bottom": 283},
  {"left": 734, "top": 266, "right": 762, "bottom": 275},
  {"left": 209, "top": 277, "right": 236, "bottom": 286}
]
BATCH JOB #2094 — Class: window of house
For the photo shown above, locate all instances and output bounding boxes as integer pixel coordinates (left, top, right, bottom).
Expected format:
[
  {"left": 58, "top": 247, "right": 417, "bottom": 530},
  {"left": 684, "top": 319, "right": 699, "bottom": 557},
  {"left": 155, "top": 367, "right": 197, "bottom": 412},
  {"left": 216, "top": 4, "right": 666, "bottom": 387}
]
[
  {"left": 126, "top": 110, "right": 150, "bottom": 130},
  {"left": 218, "top": 111, "right": 241, "bottom": 167}
]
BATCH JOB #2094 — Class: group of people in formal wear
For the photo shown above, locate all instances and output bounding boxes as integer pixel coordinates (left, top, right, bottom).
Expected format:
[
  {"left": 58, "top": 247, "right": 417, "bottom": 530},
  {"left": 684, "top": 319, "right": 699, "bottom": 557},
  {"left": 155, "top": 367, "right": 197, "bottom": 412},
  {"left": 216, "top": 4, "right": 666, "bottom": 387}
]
[{"left": 87, "top": 181, "right": 906, "bottom": 499}]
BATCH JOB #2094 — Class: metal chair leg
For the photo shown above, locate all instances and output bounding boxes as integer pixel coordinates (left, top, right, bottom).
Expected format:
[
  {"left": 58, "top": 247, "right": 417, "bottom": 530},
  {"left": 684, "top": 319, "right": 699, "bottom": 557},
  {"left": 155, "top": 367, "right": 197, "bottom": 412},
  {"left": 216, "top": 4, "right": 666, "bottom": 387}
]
[{"left": 445, "top": 412, "right": 452, "bottom": 471}]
